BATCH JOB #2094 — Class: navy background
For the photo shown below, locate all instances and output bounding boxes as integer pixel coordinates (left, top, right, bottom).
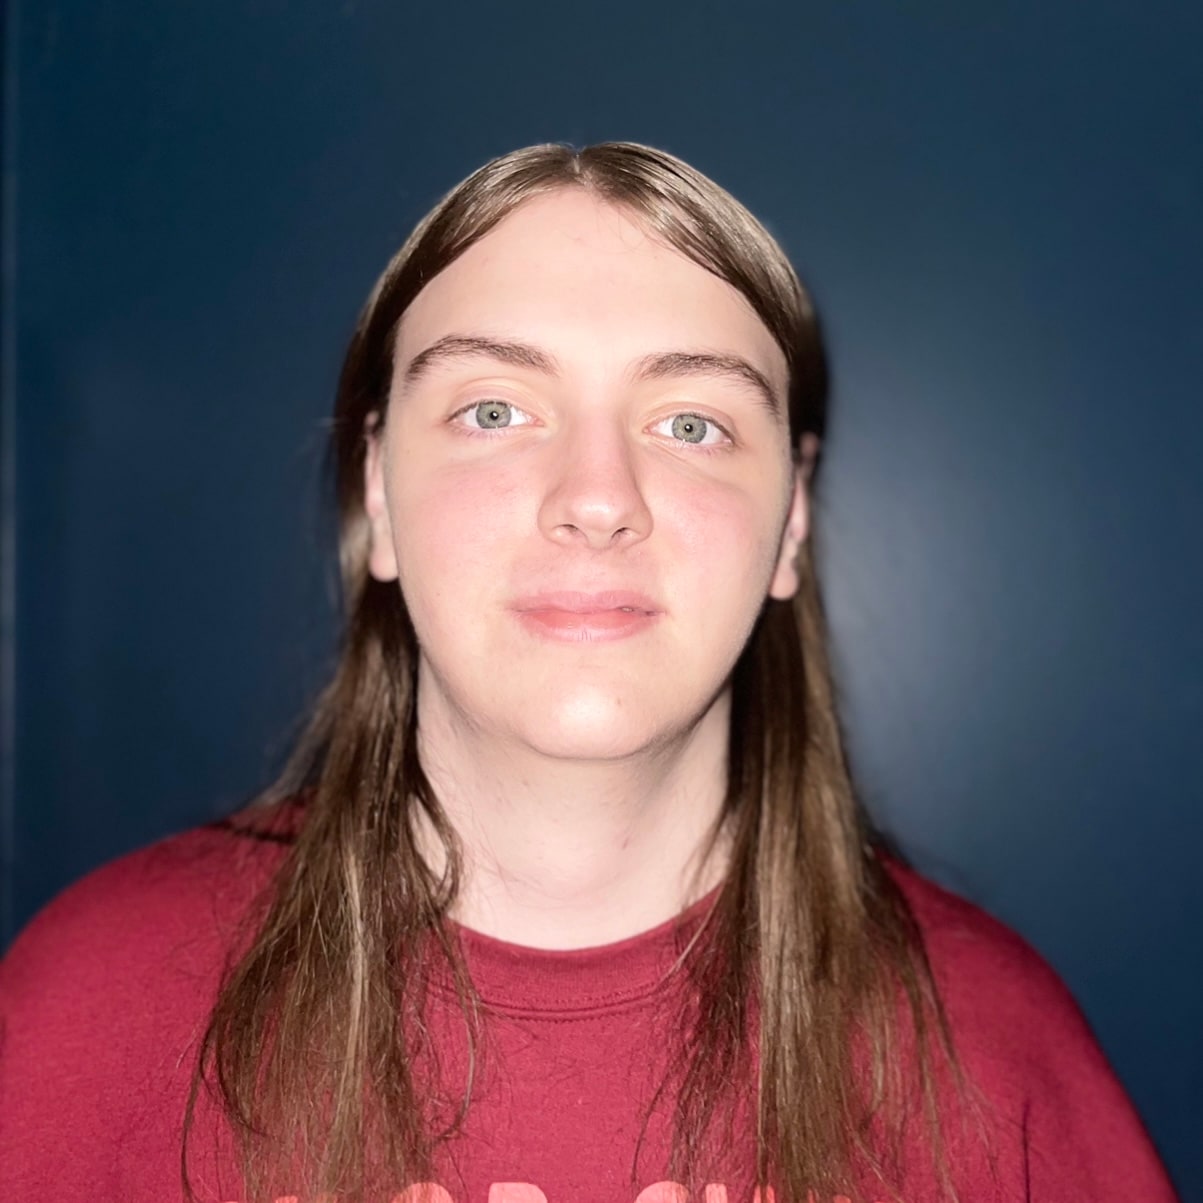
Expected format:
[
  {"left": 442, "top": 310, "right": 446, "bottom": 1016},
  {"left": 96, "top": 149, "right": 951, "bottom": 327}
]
[{"left": 2, "top": 1, "right": 1199, "bottom": 1195}]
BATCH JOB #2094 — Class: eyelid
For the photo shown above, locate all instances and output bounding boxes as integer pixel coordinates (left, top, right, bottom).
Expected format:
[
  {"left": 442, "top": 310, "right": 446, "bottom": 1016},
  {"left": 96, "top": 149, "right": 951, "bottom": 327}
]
[
  {"left": 648, "top": 410, "right": 734, "bottom": 448},
  {"left": 449, "top": 397, "right": 538, "bottom": 430}
]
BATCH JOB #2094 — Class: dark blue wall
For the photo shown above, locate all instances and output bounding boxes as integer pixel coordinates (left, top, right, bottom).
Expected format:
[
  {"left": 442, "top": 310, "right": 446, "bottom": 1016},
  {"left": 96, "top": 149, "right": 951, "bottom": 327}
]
[{"left": 3, "top": 0, "right": 1200, "bottom": 1195}]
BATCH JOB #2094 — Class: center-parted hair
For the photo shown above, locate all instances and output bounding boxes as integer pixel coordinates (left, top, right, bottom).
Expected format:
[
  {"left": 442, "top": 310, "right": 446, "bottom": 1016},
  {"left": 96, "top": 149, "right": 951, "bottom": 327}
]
[{"left": 186, "top": 142, "right": 958, "bottom": 1203}]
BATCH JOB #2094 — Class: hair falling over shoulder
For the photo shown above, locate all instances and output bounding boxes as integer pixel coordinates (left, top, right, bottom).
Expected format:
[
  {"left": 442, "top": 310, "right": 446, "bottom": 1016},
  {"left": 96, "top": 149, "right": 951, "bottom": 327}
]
[{"left": 184, "top": 142, "right": 964, "bottom": 1203}]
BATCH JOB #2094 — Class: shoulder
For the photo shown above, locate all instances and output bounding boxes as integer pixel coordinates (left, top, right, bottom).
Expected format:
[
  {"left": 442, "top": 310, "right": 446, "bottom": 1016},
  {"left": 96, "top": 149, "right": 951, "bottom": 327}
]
[
  {"left": 0, "top": 815, "right": 291, "bottom": 1078},
  {"left": 2, "top": 817, "right": 288, "bottom": 1002},
  {"left": 887, "top": 858, "right": 1112, "bottom": 1081},
  {"left": 0, "top": 815, "right": 292, "bottom": 1190},
  {"left": 885, "top": 859, "right": 1178, "bottom": 1199},
  {"left": 887, "top": 860, "right": 1076, "bottom": 1027}
]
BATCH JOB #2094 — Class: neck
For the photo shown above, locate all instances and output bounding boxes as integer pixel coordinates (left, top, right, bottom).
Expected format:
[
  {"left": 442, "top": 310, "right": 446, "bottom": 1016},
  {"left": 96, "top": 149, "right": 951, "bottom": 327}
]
[{"left": 414, "top": 687, "right": 732, "bottom": 950}]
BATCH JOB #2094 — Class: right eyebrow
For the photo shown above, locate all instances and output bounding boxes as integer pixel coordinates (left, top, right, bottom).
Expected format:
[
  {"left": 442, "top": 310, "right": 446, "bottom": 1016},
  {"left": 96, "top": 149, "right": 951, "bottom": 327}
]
[{"left": 399, "top": 335, "right": 560, "bottom": 390}]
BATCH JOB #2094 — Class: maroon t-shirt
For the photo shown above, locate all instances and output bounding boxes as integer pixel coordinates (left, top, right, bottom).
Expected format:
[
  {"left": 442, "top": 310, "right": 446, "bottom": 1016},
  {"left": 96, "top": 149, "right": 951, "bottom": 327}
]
[{"left": 0, "top": 822, "right": 1178, "bottom": 1201}]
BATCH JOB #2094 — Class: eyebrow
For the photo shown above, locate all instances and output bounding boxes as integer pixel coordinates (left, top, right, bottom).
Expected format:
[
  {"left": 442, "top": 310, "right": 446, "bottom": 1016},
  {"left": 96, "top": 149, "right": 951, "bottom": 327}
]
[
  {"left": 401, "top": 335, "right": 559, "bottom": 386},
  {"left": 632, "top": 349, "right": 780, "bottom": 416},
  {"left": 398, "top": 333, "right": 782, "bottom": 416}
]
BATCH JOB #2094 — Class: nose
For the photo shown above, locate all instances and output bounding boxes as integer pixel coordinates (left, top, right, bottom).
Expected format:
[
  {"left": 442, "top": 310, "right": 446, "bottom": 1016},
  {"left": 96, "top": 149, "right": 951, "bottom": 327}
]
[{"left": 537, "top": 419, "right": 653, "bottom": 550}]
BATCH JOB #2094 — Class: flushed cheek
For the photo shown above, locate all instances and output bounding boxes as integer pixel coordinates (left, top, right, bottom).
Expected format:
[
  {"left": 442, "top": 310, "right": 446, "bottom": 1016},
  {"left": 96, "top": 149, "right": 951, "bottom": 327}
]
[
  {"left": 389, "top": 464, "right": 528, "bottom": 616},
  {"left": 664, "top": 477, "right": 785, "bottom": 586},
  {"left": 388, "top": 454, "right": 786, "bottom": 653}
]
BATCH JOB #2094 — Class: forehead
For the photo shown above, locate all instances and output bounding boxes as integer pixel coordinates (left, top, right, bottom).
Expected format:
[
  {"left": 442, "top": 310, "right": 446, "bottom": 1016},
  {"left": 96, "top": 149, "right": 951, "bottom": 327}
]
[{"left": 393, "top": 189, "right": 787, "bottom": 394}]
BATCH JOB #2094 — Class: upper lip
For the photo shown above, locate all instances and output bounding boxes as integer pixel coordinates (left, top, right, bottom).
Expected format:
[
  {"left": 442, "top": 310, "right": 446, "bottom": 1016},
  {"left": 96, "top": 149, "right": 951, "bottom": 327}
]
[{"left": 510, "top": 590, "right": 662, "bottom": 615}]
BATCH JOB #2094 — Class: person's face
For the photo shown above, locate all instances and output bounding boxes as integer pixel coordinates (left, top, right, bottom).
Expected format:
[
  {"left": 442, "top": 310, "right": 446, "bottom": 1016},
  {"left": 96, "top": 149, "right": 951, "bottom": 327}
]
[{"left": 364, "top": 189, "right": 809, "bottom": 762}]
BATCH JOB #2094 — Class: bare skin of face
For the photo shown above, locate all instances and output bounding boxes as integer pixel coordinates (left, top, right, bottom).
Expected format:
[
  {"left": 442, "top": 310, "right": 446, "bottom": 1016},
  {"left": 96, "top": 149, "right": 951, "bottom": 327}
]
[{"left": 364, "top": 189, "right": 809, "bottom": 949}]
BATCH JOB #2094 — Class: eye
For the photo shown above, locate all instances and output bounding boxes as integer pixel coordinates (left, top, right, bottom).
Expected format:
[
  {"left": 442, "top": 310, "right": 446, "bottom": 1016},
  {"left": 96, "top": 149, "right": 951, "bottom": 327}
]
[
  {"left": 454, "top": 399, "right": 535, "bottom": 430},
  {"left": 652, "top": 412, "right": 730, "bottom": 447}
]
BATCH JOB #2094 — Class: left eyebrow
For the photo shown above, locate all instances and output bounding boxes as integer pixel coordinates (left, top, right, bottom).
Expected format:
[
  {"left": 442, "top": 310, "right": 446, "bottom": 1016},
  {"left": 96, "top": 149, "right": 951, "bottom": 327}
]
[
  {"left": 630, "top": 350, "right": 782, "bottom": 418},
  {"left": 399, "top": 334, "right": 561, "bottom": 389}
]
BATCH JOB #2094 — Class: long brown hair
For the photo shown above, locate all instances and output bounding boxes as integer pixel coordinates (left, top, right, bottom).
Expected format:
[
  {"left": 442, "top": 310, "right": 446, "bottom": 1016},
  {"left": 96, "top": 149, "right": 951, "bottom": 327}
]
[{"left": 186, "top": 142, "right": 957, "bottom": 1202}]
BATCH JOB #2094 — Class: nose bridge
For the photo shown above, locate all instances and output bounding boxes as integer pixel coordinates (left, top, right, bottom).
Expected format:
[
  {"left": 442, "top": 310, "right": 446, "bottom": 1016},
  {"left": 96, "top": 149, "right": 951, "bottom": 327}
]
[{"left": 539, "top": 409, "right": 651, "bottom": 548}]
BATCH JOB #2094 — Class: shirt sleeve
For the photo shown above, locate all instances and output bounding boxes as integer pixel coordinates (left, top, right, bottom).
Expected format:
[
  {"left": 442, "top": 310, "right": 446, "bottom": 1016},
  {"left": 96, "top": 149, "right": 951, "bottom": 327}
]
[
  {"left": 0, "top": 825, "right": 274, "bottom": 1199},
  {"left": 894, "top": 863, "right": 1181, "bottom": 1201}
]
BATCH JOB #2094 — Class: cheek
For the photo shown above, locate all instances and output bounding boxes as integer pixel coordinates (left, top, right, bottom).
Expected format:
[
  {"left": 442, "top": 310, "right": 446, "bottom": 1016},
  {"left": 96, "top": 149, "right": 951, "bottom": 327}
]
[
  {"left": 386, "top": 433, "right": 789, "bottom": 643},
  {"left": 388, "top": 458, "right": 528, "bottom": 614},
  {"left": 656, "top": 475, "right": 789, "bottom": 655},
  {"left": 666, "top": 476, "right": 786, "bottom": 581}
]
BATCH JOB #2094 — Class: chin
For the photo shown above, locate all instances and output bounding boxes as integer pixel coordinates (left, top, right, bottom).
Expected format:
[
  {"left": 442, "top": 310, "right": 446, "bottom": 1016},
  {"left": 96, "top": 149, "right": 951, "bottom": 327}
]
[{"left": 510, "top": 689, "right": 676, "bottom": 762}]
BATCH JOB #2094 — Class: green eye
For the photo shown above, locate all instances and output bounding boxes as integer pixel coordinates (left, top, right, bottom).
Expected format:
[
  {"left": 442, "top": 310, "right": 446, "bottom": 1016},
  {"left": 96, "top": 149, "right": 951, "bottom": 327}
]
[
  {"left": 670, "top": 413, "right": 709, "bottom": 443},
  {"left": 474, "top": 401, "right": 513, "bottom": 428}
]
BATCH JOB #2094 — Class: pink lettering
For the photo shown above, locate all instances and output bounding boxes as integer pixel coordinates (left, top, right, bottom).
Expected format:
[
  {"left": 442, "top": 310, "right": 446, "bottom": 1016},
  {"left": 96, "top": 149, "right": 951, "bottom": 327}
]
[
  {"left": 489, "top": 1186, "right": 549, "bottom": 1203},
  {"left": 227, "top": 1178, "right": 882, "bottom": 1203},
  {"left": 634, "top": 1184, "right": 690, "bottom": 1203},
  {"left": 391, "top": 1185, "right": 457, "bottom": 1203}
]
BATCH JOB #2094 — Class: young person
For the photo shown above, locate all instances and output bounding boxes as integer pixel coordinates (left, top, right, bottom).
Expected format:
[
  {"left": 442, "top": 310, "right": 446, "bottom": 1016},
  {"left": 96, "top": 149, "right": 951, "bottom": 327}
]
[{"left": 0, "top": 143, "right": 1178, "bottom": 1203}]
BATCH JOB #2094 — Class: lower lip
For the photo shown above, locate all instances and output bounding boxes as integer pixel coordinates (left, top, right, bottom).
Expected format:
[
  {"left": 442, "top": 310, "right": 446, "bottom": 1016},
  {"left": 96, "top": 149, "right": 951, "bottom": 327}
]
[{"left": 515, "top": 607, "right": 660, "bottom": 643}]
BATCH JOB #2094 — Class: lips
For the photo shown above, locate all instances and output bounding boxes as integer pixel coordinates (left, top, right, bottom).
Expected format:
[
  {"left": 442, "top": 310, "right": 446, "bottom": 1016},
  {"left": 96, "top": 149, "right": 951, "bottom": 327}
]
[{"left": 510, "top": 591, "right": 662, "bottom": 643}]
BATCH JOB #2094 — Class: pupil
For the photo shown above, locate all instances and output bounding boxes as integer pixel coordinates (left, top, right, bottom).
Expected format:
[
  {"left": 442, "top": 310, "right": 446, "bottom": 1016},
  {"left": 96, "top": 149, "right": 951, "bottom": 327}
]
[
  {"left": 671, "top": 413, "right": 707, "bottom": 443},
  {"left": 476, "top": 401, "right": 512, "bottom": 428}
]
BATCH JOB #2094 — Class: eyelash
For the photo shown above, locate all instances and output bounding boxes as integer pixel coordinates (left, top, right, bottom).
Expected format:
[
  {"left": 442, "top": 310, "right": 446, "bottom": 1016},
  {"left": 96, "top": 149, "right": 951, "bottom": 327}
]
[
  {"left": 447, "top": 400, "right": 734, "bottom": 451},
  {"left": 449, "top": 399, "right": 537, "bottom": 434},
  {"left": 648, "top": 412, "right": 734, "bottom": 452}
]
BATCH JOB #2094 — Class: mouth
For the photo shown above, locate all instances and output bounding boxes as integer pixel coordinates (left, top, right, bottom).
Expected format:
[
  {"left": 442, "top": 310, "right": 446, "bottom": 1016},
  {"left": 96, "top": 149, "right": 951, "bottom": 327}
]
[{"left": 510, "top": 591, "right": 662, "bottom": 642}]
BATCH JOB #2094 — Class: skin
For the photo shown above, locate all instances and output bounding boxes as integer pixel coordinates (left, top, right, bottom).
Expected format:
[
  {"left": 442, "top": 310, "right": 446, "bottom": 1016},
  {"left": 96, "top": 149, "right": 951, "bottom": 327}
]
[{"left": 364, "top": 189, "right": 811, "bottom": 948}]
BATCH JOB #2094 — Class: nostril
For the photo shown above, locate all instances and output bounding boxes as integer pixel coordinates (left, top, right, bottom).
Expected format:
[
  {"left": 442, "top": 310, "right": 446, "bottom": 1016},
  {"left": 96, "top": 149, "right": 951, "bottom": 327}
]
[{"left": 539, "top": 467, "right": 653, "bottom": 548}]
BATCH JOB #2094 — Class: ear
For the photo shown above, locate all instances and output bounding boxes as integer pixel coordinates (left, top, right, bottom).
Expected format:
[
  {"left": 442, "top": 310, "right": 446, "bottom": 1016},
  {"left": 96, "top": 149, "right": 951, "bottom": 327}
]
[
  {"left": 363, "top": 419, "right": 400, "bottom": 582},
  {"left": 768, "top": 434, "right": 820, "bottom": 600}
]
